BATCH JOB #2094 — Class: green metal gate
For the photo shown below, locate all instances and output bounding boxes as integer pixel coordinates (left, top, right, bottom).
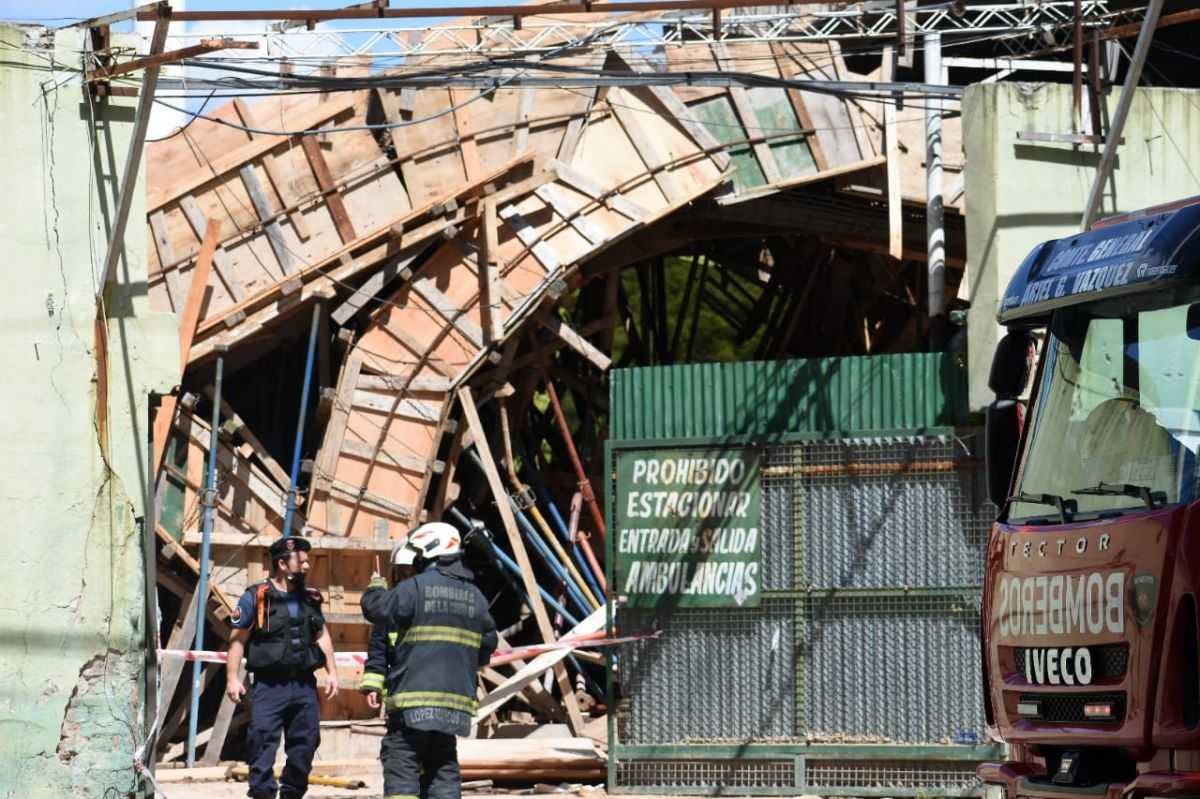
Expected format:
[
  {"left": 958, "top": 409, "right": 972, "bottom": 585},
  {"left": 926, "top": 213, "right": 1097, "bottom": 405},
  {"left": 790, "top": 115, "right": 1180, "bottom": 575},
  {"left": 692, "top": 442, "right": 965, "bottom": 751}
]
[{"left": 605, "top": 354, "right": 1002, "bottom": 795}]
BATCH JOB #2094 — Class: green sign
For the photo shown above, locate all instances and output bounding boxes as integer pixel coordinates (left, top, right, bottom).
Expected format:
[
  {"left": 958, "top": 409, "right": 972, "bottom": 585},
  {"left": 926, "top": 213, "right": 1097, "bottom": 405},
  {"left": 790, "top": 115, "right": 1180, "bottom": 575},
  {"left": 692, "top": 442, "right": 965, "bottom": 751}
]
[{"left": 615, "top": 447, "right": 762, "bottom": 608}]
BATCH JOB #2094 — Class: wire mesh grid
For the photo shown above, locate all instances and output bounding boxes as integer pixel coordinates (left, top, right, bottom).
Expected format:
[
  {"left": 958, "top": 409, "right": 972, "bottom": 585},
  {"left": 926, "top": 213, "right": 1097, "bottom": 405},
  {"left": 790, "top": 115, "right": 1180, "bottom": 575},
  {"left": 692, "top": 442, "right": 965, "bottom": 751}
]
[
  {"left": 618, "top": 598, "right": 798, "bottom": 744},
  {"left": 800, "top": 592, "right": 985, "bottom": 743},
  {"left": 804, "top": 760, "right": 983, "bottom": 789},
  {"left": 761, "top": 445, "right": 797, "bottom": 592},
  {"left": 797, "top": 436, "right": 993, "bottom": 590},
  {"left": 615, "top": 759, "right": 796, "bottom": 789}
]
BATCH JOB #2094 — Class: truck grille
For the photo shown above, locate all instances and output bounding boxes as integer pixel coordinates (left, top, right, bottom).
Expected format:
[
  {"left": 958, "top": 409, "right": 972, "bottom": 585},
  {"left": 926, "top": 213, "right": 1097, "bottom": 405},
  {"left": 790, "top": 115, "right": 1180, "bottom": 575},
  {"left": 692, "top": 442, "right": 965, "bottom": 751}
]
[
  {"left": 1017, "top": 692, "right": 1126, "bottom": 723},
  {"left": 1013, "top": 645, "right": 1128, "bottom": 681}
]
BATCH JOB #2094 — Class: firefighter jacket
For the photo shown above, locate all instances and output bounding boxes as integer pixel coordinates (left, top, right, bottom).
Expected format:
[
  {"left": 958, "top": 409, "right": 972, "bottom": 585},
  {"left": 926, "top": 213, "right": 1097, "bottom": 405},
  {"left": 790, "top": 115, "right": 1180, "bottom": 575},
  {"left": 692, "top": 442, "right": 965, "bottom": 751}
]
[
  {"left": 361, "top": 558, "right": 498, "bottom": 736},
  {"left": 360, "top": 622, "right": 396, "bottom": 697},
  {"left": 239, "top": 581, "right": 326, "bottom": 677}
]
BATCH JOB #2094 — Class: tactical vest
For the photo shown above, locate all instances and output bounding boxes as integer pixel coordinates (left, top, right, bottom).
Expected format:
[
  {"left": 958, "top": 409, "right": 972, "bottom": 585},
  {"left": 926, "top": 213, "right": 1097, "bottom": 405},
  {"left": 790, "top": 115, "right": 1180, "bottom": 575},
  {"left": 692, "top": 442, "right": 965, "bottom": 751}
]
[{"left": 245, "top": 582, "right": 325, "bottom": 675}]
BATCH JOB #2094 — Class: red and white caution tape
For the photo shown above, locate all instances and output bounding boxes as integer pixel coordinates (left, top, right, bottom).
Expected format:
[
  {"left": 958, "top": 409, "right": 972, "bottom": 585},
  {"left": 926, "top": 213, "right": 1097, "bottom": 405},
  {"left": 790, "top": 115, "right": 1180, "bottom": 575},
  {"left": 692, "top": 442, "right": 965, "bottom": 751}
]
[{"left": 157, "top": 632, "right": 658, "bottom": 668}]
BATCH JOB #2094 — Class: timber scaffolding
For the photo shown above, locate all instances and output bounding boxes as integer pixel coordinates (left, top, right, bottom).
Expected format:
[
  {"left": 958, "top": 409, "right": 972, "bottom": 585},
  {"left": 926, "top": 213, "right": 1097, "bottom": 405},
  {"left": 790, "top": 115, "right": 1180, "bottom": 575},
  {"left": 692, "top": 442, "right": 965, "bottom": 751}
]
[{"left": 127, "top": 0, "right": 995, "bottom": 772}]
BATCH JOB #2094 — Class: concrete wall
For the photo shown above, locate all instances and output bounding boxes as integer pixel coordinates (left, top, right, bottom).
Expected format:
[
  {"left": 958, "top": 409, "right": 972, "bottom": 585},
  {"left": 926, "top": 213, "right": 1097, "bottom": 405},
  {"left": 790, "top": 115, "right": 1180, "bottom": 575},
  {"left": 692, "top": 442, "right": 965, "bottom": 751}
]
[
  {"left": 0, "top": 25, "right": 177, "bottom": 797},
  {"left": 963, "top": 82, "right": 1200, "bottom": 409}
]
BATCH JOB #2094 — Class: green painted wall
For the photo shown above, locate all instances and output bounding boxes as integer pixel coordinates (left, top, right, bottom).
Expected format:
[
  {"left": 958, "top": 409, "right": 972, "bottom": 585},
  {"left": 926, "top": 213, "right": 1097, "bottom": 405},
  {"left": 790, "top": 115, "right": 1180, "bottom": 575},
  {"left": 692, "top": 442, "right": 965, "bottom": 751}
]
[
  {"left": 963, "top": 83, "right": 1200, "bottom": 409},
  {"left": 0, "top": 24, "right": 177, "bottom": 797},
  {"left": 609, "top": 352, "right": 968, "bottom": 441}
]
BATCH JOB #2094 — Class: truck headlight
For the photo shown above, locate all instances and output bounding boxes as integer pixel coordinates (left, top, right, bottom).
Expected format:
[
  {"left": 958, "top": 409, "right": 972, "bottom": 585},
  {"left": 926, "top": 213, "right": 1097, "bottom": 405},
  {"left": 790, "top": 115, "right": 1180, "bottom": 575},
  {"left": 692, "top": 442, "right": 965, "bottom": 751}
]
[{"left": 983, "top": 783, "right": 1006, "bottom": 799}]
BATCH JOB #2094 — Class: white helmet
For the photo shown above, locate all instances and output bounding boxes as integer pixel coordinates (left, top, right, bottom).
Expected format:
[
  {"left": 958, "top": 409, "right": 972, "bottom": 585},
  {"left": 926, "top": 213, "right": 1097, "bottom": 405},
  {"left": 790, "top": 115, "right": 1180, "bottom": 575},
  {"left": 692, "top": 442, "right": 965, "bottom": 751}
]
[{"left": 392, "top": 522, "right": 462, "bottom": 567}]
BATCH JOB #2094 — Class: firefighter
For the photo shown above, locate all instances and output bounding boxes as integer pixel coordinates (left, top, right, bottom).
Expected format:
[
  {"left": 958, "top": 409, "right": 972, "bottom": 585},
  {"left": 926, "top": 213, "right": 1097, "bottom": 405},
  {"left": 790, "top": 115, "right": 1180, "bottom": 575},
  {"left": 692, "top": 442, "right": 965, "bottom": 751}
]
[
  {"left": 226, "top": 536, "right": 340, "bottom": 799},
  {"left": 361, "top": 522, "right": 498, "bottom": 799},
  {"left": 359, "top": 546, "right": 418, "bottom": 710}
]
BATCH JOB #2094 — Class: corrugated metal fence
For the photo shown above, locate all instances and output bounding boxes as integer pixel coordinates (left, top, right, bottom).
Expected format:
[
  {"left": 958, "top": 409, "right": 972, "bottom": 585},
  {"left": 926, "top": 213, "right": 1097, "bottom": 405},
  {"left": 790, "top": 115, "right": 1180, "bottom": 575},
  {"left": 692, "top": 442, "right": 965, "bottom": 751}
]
[{"left": 606, "top": 354, "right": 1000, "bottom": 796}]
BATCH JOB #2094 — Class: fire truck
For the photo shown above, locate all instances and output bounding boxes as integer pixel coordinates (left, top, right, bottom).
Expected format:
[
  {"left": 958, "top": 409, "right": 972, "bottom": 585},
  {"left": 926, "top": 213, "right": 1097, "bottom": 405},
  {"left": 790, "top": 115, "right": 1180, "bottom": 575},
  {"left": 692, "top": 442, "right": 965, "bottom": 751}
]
[{"left": 981, "top": 198, "right": 1200, "bottom": 799}]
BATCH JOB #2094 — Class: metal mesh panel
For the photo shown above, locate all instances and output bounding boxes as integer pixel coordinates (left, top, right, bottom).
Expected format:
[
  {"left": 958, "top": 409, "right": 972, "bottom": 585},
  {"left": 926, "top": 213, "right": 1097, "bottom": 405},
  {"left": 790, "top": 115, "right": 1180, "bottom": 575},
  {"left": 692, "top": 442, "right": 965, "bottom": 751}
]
[
  {"left": 801, "top": 593, "right": 985, "bottom": 743},
  {"left": 799, "top": 437, "right": 992, "bottom": 590},
  {"left": 761, "top": 446, "right": 797, "bottom": 592},
  {"left": 616, "top": 759, "right": 795, "bottom": 789},
  {"left": 805, "top": 760, "right": 982, "bottom": 790},
  {"left": 618, "top": 598, "right": 797, "bottom": 744}
]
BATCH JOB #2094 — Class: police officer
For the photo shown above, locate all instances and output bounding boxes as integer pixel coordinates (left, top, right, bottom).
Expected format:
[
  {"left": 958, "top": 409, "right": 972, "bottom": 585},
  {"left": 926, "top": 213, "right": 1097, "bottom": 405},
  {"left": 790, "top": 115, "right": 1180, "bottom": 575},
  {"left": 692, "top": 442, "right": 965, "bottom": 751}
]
[
  {"left": 359, "top": 545, "right": 418, "bottom": 710},
  {"left": 361, "top": 522, "right": 498, "bottom": 799},
  {"left": 226, "top": 536, "right": 340, "bottom": 799}
]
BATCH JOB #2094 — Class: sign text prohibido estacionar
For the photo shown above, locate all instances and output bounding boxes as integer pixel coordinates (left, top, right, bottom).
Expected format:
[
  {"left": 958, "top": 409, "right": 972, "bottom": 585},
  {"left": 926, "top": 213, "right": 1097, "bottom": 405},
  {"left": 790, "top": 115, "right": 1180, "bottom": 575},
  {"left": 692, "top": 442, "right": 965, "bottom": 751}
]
[{"left": 615, "top": 447, "right": 762, "bottom": 608}]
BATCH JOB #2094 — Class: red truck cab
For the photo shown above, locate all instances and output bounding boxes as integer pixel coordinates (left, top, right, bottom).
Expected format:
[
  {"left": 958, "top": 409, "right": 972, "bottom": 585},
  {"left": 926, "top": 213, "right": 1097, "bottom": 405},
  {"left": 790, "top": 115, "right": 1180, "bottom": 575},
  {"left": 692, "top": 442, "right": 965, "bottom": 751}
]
[{"left": 981, "top": 198, "right": 1200, "bottom": 799}]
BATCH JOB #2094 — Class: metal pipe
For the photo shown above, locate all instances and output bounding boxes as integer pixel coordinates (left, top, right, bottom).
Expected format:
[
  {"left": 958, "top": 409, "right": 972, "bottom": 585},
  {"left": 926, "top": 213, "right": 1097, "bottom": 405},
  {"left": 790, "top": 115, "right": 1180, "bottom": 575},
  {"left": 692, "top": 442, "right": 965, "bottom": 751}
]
[
  {"left": 924, "top": 30, "right": 946, "bottom": 349},
  {"left": 544, "top": 382, "right": 606, "bottom": 549},
  {"left": 282, "top": 305, "right": 322, "bottom": 538},
  {"left": 529, "top": 505, "right": 600, "bottom": 609},
  {"left": 542, "top": 489, "right": 604, "bottom": 600},
  {"left": 186, "top": 355, "right": 224, "bottom": 767},
  {"left": 569, "top": 492, "right": 607, "bottom": 592},
  {"left": 513, "top": 505, "right": 591, "bottom": 616}
]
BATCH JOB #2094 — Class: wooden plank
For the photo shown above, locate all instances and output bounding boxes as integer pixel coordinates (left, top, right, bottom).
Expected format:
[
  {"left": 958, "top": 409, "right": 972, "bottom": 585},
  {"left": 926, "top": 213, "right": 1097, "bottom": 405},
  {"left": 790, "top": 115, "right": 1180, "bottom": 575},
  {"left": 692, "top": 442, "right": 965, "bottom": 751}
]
[
  {"left": 299, "top": 133, "right": 358, "bottom": 244},
  {"left": 329, "top": 247, "right": 421, "bottom": 326},
  {"left": 614, "top": 51, "right": 731, "bottom": 170},
  {"left": 192, "top": 152, "right": 535, "bottom": 342},
  {"left": 548, "top": 160, "right": 650, "bottom": 221},
  {"left": 183, "top": 530, "right": 396, "bottom": 551},
  {"left": 341, "top": 437, "right": 444, "bottom": 474},
  {"left": 513, "top": 85, "right": 534, "bottom": 156},
  {"left": 478, "top": 199, "right": 503, "bottom": 343},
  {"left": 154, "top": 584, "right": 201, "bottom": 736},
  {"left": 450, "top": 88, "right": 482, "bottom": 180},
  {"left": 351, "top": 389, "right": 443, "bottom": 423},
  {"left": 606, "top": 89, "right": 686, "bottom": 203},
  {"left": 728, "top": 86, "right": 784, "bottom": 184},
  {"left": 558, "top": 85, "right": 601, "bottom": 164},
  {"left": 149, "top": 210, "right": 186, "bottom": 306},
  {"left": 457, "top": 387, "right": 586, "bottom": 734},
  {"left": 203, "top": 387, "right": 291, "bottom": 491},
  {"left": 535, "top": 184, "right": 607, "bottom": 246},
  {"left": 498, "top": 205, "right": 561, "bottom": 271},
  {"left": 769, "top": 41, "right": 829, "bottom": 172},
  {"left": 326, "top": 479, "right": 413, "bottom": 520},
  {"left": 232, "top": 97, "right": 311, "bottom": 242},
  {"left": 90, "top": 37, "right": 256, "bottom": 81},
  {"left": 357, "top": 373, "right": 452, "bottom": 393},
  {"left": 539, "top": 314, "right": 612, "bottom": 371},
  {"left": 147, "top": 94, "right": 357, "bottom": 212},
  {"left": 200, "top": 662, "right": 243, "bottom": 765},
  {"left": 239, "top": 163, "right": 293, "bottom": 273},
  {"left": 314, "top": 354, "right": 362, "bottom": 495},
  {"left": 156, "top": 524, "right": 237, "bottom": 617},
  {"left": 178, "top": 194, "right": 244, "bottom": 301},
  {"left": 475, "top": 607, "right": 604, "bottom": 721},
  {"left": 179, "top": 218, "right": 220, "bottom": 369},
  {"left": 410, "top": 274, "right": 486, "bottom": 349}
]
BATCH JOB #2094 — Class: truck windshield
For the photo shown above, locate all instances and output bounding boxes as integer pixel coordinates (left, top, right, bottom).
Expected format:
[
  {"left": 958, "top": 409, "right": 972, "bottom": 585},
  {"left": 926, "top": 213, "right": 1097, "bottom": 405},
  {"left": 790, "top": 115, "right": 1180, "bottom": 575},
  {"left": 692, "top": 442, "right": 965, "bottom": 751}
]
[{"left": 1011, "top": 301, "right": 1200, "bottom": 520}]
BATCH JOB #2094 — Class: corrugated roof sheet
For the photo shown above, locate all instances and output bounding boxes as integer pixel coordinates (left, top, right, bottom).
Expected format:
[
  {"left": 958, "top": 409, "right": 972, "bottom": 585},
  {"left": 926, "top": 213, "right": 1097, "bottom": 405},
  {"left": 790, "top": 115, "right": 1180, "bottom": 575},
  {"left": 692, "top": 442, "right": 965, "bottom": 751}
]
[{"left": 609, "top": 353, "right": 969, "bottom": 441}]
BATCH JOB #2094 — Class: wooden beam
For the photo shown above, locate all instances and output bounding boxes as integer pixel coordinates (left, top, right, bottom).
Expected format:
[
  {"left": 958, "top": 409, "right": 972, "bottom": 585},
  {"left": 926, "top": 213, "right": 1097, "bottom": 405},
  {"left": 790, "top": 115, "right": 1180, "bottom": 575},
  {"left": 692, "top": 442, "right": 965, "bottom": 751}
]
[
  {"left": 498, "top": 205, "right": 561, "bottom": 272},
  {"left": 179, "top": 218, "right": 221, "bottom": 369},
  {"left": 156, "top": 524, "right": 236, "bottom": 617},
  {"left": 450, "top": 88, "right": 482, "bottom": 180},
  {"left": 341, "top": 437, "right": 444, "bottom": 474},
  {"left": 89, "top": 38, "right": 256, "bottom": 82},
  {"left": 478, "top": 199, "right": 503, "bottom": 344},
  {"left": 149, "top": 210, "right": 184, "bottom": 304},
  {"left": 326, "top": 479, "right": 413, "bottom": 520},
  {"left": 548, "top": 160, "right": 650, "bottom": 221},
  {"left": 457, "top": 387, "right": 586, "bottom": 734},
  {"left": 200, "top": 662, "right": 244, "bottom": 765},
  {"left": 202, "top": 387, "right": 291, "bottom": 491},
  {"left": 232, "top": 98, "right": 311, "bottom": 241},
  {"left": 558, "top": 85, "right": 602, "bottom": 164},
  {"left": 299, "top": 133, "right": 358, "bottom": 243},
  {"left": 97, "top": 11, "right": 169, "bottom": 298},
  {"left": 535, "top": 184, "right": 607, "bottom": 246},
  {"left": 768, "top": 41, "right": 831, "bottom": 172},
  {"left": 329, "top": 247, "right": 421, "bottom": 326},
  {"left": 351, "top": 390, "right": 444, "bottom": 424},
  {"left": 728, "top": 87, "right": 783, "bottom": 183},
  {"left": 154, "top": 583, "right": 201, "bottom": 743},
  {"left": 358, "top": 373, "right": 452, "bottom": 392},
  {"left": 606, "top": 88, "right": 686, "bottom": 203},
  {"left": 146, "top": 94, "right": 357, "bottom": 212},
  {"left": 513, "top": 85, "right": 534, "bottom": 157},
  {"left": 410, "top": 274, "right": 486, "bottom": 349},
  {"left": 313, "top": 354, "right": 362, "bottom": 498},
  {"left": 239, "top": 163, "right": 294, "bottom": 273},
  {"left": 178, "top": 195, "right": 245, "bottom": 301},
  {"left": 538, "top": 314, "right": 612, "bottom": 371}
]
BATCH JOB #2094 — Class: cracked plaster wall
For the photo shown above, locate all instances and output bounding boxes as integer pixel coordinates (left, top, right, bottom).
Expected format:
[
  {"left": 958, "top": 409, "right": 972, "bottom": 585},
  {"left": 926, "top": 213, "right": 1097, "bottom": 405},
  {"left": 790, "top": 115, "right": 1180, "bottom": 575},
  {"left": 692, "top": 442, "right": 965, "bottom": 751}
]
[
  {"left": 0, "top": 24, "right": 178, "bottom": 798},
  {"left": 964, "top": 83, "right": 1200, "bottom": 410}
]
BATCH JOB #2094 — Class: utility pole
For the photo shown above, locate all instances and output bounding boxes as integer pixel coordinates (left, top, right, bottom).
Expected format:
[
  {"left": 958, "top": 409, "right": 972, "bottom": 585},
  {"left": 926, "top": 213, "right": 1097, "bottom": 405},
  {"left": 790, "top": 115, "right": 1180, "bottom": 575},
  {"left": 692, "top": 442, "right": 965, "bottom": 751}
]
[{"left": 924, "top": 30, "right": 946, "bottom": 349}]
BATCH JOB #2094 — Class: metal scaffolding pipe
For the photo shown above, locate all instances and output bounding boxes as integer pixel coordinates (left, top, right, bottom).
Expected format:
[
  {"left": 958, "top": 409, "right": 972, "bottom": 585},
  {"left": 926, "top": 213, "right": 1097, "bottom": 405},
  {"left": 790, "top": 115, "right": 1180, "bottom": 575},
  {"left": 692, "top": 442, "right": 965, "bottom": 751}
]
[
  {"left": 545, "top": 382, "right": 606, "bottom": 550},
  {"left": 186, "top": 355, "right": 223, "bottom": 767},
  {"left": 282, "top": 305, "right": 321, "bottom": 538}
]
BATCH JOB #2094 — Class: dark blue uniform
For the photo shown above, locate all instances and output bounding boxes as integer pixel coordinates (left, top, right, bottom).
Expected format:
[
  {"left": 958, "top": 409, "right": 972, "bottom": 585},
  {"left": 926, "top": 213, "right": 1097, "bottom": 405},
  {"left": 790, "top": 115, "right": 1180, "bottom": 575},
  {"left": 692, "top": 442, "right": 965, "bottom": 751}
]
[
  {"left": 361, "top": 557, "right": 497, "bottom": 799},
  {"left": 233, "top": 581, "right": 326, "bottom": 799}
]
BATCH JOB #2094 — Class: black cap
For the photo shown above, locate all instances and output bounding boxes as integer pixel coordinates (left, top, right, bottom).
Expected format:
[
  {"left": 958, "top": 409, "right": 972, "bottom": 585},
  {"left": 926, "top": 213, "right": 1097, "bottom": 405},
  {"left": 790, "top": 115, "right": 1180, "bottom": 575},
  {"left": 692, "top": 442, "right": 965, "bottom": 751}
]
[{"left": 268, "top": 536, "right": 312, "bottom": 561}]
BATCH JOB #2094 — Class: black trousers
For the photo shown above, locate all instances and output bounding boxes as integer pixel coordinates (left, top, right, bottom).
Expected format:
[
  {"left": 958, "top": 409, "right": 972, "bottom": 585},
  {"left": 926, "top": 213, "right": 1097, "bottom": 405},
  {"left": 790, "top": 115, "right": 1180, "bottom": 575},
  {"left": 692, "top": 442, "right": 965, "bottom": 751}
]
[
  {"left": 245, "top": 675, "right": 321, "bottom": 799},
  {"left": 381, "top": 715, "right": 461, "bottom": 799}
]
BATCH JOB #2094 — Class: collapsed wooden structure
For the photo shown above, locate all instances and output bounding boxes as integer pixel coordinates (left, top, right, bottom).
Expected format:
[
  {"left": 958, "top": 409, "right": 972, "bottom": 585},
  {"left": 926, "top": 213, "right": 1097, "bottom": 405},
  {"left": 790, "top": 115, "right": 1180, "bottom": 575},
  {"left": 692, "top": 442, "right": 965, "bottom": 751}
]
[{"left": 144, "top": 13, "right": 968, "bottom": 766}]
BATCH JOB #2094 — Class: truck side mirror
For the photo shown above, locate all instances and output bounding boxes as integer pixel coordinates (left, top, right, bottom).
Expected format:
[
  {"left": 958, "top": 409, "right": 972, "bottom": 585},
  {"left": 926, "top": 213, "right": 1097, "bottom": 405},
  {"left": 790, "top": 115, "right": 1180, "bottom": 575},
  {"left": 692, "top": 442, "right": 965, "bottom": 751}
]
[
  {"left": 1187, "top": 303, "right": 1200, "bottom": 340},
  {"left": 986, "top": 400, "right": 1022, "bottom": 507},
  {"left": 988, "top": 331, "right": 1037, "bottom": 396},
  {"left": 985, "top": 331, "right": 1037, "bottom": 508}
]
